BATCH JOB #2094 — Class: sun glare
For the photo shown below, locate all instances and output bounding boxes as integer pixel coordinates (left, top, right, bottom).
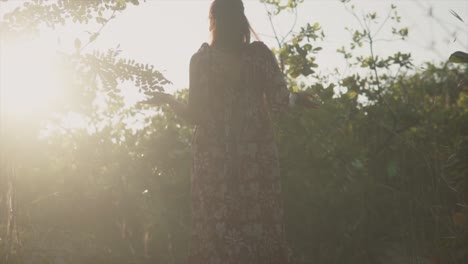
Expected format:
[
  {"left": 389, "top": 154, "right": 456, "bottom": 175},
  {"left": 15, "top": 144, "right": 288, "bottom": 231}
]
[{"left": 1, "top": 38, "right": 61, "bottom": 122}]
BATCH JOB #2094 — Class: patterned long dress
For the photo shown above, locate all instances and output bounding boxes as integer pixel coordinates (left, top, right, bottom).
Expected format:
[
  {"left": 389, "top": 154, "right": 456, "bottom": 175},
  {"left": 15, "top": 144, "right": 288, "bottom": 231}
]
[{"left": 187, "top": 41, "right": 293, "bottom": 264}]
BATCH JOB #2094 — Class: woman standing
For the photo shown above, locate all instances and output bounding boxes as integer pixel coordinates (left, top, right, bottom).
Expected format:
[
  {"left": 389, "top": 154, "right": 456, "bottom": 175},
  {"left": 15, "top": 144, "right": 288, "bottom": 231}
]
[{"left": 143, "top": 0, "right": 317, "bottom": 263}]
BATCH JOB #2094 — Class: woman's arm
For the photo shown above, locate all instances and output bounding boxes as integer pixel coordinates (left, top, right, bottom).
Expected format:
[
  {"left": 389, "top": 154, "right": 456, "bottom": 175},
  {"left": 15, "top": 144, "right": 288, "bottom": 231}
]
[
  {"left": 166, "top": 96, "right": 191, "bottom": 121},
  {"left": 142, "top": 53, "right": 205, "bottom": 125},
  {"left": 260, "top": 43, "right": 319, "bottom": 115}
]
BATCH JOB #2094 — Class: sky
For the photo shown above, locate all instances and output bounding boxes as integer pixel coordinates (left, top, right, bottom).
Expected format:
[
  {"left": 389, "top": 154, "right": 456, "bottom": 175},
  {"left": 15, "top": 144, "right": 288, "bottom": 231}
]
[
  {"left": 87, "top": 0, "right": 468, "bottom": 91},
  {"left": 1, "top": 0, "right": 467, "bottom": 94},
  {"left": 0, "top": 0, "right": 466, "bottom": 133}
]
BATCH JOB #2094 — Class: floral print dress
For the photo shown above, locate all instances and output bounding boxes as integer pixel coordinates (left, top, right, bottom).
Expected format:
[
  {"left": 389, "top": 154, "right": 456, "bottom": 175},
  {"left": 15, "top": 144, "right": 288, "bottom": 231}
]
[{"left": 187, "top": 41, "right": 293, "bottom": 264}]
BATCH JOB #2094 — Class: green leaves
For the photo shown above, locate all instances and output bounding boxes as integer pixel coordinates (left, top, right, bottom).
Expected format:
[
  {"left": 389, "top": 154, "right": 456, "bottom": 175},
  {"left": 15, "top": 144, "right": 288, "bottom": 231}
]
[
  {"left": 260, "top": 0, "right": 304, "bottom": 14},
  {"left": 82, "top": 49, "right": 170, "bottom": 95},
  {"left": 2, "top": 1, "right": 467, "bottom": 263},
  {"left": 449, "top": 51, "right": 468, "bottom": 64},
  {"left": 89, "top": 33, "right": 99, "bottom": 43},
  {"left": 0, "top": 0, "right": 142, "bottom": 35},
  {"left": 391, "top": 26, "right": 409, "bottom": 40},
  {"left": 74, "top": 38, "right": 82, "bottom": 51},
  {"left": 276, "top": 22, "right": 324, "bottom": 78},
  {"left": 95, "top": 17, "right": 108, "bottom": 24}
]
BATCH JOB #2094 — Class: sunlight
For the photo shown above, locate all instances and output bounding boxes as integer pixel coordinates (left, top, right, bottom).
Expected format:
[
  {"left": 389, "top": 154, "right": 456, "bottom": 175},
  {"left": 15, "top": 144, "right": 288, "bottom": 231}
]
[
  {"left": 38, "top": 112, "right": 90, "bottom": 139},
  {"left": 0, "top": 37, "right": 61, "bottom": 121}
]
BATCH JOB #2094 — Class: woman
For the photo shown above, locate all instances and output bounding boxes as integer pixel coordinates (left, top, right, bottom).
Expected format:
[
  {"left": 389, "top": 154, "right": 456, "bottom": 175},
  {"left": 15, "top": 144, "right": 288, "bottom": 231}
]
[{"left": 143, "top": 0, "right": 317, "bottom": 263}]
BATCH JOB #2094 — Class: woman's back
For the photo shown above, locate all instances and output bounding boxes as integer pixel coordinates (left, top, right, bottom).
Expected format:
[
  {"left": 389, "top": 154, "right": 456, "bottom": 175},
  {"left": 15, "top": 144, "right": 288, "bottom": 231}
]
[{"left": 190, "top": 41, "right": 290, "bottom": 146}]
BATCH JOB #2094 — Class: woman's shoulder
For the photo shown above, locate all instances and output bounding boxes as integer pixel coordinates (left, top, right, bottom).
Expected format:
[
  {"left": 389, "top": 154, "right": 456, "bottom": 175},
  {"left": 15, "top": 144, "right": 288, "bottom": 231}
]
[
  {"left": 191, "top": 43, "right": 211, "bottom": 63},
  {"left": 246, "top": 41, "right": 275, "bottom": 61},
  {"left": 197, "top": 42, "right": 211, "bottom": 54},
  {"left": 190, "top": 41, "right": 273, "bottom": 63},
  {"left": 248, "top": 41, "right": 269, "bottom": 50},
  {"left": 190, "top": 42, "right": 210, "bottom": 63}
]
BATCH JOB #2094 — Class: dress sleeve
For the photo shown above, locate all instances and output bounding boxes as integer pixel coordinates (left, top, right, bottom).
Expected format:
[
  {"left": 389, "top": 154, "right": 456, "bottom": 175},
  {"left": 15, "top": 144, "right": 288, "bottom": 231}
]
[
  {"left": 260, "top": 42, "right": 290, "bottom": 117},
  {"left": 187, "top": 50, "right": 207, "bottom": 125}
]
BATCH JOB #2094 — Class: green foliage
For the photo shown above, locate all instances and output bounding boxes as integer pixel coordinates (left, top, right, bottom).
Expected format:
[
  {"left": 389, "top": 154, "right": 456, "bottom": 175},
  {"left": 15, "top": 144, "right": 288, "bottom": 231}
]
[
  {"left": 450, "top": 51, "right": 468, "bottom": 64},
  {"left": 279, "top": 64, "right": 467, "bottom": 263},
  {"left": 278, "top": 22, "right": 324, "bottom": 78},
  {"left": 1, "top": 0, "right": 468, "bottom": 263},
  {"left": 260, "top": 0, "right": 304, "bottom": 14}
]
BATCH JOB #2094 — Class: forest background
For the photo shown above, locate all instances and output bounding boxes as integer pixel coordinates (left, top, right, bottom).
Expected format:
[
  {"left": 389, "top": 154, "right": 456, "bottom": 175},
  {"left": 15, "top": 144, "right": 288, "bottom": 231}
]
[{"left": 0, "top": 0, "right": 468, "bottom": 263}]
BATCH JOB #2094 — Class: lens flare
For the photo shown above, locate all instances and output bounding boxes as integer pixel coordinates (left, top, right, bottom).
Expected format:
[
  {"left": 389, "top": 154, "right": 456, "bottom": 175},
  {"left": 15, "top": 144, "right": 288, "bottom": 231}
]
[{"left": 1, "top": 38, "right": 61, "bottom": 122}]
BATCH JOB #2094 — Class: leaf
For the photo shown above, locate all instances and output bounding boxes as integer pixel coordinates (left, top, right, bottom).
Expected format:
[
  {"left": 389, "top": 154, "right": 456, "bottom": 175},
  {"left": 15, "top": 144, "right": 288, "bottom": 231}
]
[
  {"left": 449, "top": 51, "right": 468, "bottom": 64},
  {"left": 347, "top": 90, "right": 358, "bottom": 99},
  {"left": 74, "top": 38, "right": 81, "bottom": 50},
  {"left": 292, "top": 37, "right": 299, "bottom": 45},
  {"left": 387, "top": 161, "right": 398, "bottom": 178},
  {"left": 89, "top": 33, "right": 99, "bottom": 43},
  {"left": 96, "top": 17, "right": 108, "bottom": 24},
  {"left": 351, "top": 159, "right": 364, "bottom": 169}
]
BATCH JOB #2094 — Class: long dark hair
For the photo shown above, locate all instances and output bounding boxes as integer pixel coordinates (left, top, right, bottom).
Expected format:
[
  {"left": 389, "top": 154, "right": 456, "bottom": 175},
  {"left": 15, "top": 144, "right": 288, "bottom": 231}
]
[{"left": 209, "top": 0, "right": 257, "bottom": 52}]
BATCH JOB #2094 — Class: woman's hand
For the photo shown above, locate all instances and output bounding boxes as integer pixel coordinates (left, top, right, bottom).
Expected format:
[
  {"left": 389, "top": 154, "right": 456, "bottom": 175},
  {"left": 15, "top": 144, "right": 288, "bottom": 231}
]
[
  {"left": 139, "top": 92, "right": 174, "bottom": 107},
  {"left": 295, "top": 91, "right": 321, "bottom": 109}
]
